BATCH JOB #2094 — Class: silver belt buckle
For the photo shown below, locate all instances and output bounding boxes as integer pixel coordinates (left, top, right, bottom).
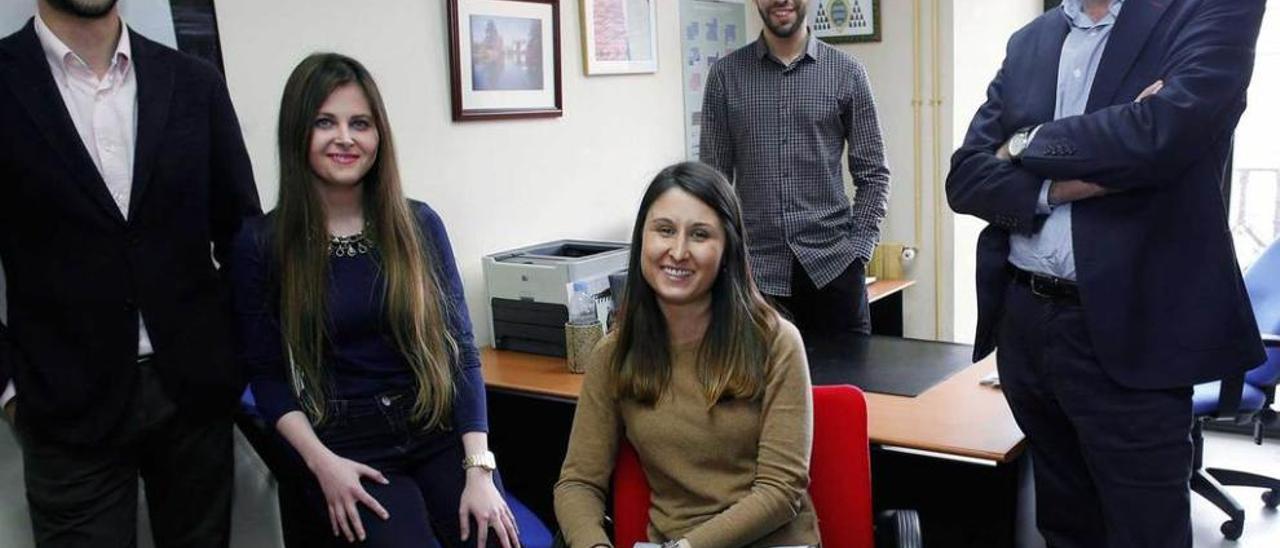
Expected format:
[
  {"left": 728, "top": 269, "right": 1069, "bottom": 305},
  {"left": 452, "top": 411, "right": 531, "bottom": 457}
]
[{"left": 1030, "top": 275, "right": 1054, "bottom": 299}]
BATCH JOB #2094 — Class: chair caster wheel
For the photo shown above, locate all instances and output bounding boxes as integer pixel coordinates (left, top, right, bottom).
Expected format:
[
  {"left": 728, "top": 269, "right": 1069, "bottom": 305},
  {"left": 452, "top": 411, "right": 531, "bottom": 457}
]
[
  {"left": 1263, "top": 489, "right": 1280, "bottom": 509},
  {"left": 1220, "top": 519, "right": 1243, "bottom": 540}
]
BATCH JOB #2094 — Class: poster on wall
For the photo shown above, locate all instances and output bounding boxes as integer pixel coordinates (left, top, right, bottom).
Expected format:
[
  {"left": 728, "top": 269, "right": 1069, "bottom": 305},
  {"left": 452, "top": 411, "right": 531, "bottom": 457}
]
[
  {"left": 580, "top": 0, "right": 658, "bottom": 75},
  {"left": 0, "top": 0, "right": 224, "bottom": 73},
  {"left": 679, "top": 0, "right": 746, "bottom": 160},
  {"left": 813, "top": 0, "right": 879, "bottom": 44}
]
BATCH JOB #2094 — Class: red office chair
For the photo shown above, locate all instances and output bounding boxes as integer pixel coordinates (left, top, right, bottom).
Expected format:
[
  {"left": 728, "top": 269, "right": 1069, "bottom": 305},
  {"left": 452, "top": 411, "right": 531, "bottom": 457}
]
[{"left": 611, "top": 385, "right": 921, "bottom": 547}]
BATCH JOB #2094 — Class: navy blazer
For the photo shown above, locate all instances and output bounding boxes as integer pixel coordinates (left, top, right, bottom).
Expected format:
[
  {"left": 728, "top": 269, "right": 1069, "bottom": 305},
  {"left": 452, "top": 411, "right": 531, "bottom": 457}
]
[
  {"left": 0, "top": 21, "right": 261, "bottom": 444},
  {"left": 947, "top": 0, "right": 1266, "bottom": 389}
]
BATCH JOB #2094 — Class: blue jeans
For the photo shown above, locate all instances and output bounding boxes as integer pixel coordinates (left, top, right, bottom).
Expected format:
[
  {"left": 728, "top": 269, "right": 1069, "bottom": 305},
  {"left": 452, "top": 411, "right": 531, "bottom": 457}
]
[{"left": 301, "top": 391, "right": 505, "bottom": 548}]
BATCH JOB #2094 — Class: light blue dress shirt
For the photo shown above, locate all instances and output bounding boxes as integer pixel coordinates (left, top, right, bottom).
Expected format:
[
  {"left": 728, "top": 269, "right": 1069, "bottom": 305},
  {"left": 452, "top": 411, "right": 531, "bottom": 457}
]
[{"left": 1008, "top": 0, "right": 1124, "bottom": 281}]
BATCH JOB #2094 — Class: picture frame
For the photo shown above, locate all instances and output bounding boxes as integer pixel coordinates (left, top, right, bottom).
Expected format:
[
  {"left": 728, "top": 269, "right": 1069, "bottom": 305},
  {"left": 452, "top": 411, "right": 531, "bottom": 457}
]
[
  {"left": 579, "top": 0, "right": 658, "bottom": 75},
  {"left": 813, "top": 0, "right": 881, "bottom": 44},
  {"left": 447, "top": 0, "right": 563, "bottom": 121}
]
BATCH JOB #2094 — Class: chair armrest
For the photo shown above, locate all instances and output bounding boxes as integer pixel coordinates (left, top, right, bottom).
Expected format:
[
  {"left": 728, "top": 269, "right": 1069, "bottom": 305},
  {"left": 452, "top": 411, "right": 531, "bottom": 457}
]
[
  {"left": 875, "top": 509, "right": 922, "bottom": 548},
  {"left": 1261, "top": 332, "right": 1280, "bottom": 347}
]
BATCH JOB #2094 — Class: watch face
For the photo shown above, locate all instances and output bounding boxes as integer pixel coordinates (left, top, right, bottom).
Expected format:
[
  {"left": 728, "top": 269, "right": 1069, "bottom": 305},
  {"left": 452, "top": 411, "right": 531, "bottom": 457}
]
[{"left": 1010, "top": 132, "right": 1029, "bottom": 157}]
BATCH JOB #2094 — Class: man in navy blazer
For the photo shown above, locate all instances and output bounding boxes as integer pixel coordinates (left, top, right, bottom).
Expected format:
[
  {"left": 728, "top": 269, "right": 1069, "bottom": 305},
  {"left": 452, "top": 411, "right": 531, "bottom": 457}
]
[
  {"left": 0, "top": 1, "right": 259, "bottom": 546},
  {"left": 948, "top": 0, "right": 1265, "bottom": 545}
]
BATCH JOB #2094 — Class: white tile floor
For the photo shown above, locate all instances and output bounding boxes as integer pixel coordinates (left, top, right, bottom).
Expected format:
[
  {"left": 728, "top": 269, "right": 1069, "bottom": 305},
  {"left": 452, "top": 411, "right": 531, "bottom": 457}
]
[{"left": 1192, "top": 430, "right": 1280, "bottom": 547}]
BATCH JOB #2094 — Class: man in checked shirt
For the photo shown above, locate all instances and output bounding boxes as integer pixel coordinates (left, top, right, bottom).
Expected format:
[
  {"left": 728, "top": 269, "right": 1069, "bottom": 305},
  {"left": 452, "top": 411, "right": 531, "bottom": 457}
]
[{"left": 700, "top": 0, "right": 890, "bottom": 338}]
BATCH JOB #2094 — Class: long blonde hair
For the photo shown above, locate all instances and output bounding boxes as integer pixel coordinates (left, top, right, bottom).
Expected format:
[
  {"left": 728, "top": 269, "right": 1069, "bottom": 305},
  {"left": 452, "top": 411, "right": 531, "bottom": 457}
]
[{"left": 274, "top": 53, "right": 456, "bottom": 427}]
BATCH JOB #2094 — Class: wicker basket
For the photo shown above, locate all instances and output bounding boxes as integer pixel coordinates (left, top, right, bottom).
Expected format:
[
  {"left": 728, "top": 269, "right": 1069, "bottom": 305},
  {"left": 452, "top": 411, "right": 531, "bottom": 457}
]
[{"left": 565, "top": 321, "right": 604, "bottom": 374}]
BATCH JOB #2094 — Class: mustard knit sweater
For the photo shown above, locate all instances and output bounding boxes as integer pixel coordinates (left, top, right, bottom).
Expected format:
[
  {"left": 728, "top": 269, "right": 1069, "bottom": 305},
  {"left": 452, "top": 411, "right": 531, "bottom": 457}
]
[{"left": 554, "top": 319, "right": 820, "bottom": 548}]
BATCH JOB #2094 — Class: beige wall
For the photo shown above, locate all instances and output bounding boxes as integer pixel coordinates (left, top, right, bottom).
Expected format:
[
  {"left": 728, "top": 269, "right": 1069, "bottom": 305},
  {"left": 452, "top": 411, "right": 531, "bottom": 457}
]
[
  {"left": 216, "top": 0, "right": 688, "bottom": 346},
  {"left": 215, "top": 0, "right": 1060, "bottom": 344}
]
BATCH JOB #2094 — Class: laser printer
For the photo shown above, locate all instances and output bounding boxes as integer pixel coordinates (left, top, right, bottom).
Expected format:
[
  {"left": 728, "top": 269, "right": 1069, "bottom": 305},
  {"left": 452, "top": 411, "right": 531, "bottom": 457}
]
[{"left": 483, "top": 240, "right": 629, "bottom": 356}]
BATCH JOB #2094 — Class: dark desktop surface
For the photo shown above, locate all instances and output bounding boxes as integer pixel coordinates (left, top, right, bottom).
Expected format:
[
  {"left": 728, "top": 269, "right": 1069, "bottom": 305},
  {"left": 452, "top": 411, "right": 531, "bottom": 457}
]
[{"left": 806, "top": 334, "right": 975, "bottom": 397}]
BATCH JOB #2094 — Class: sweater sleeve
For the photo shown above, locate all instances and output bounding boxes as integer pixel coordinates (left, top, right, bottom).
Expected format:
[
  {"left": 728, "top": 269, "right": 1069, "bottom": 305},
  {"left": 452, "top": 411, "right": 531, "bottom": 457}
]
[
  {"left": 683, "top": 321, "right": 814, "bottom": 548},
  {"left": 554, "top": 339, "right": 620, "bottom": 548},
  {"left": 416, "top": 203, "right": 488, "bottom": 434},
  {"left": 229, "top": 218, "right": 302, "bottom": 426}
]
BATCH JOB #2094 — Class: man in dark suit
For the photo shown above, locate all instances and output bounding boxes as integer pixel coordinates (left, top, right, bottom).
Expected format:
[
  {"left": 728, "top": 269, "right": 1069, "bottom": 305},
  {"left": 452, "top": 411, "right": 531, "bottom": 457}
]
[
  {"left": 0, "top": 0, "right": 260, "bottom": 546},
  {"left": 947, "top": 0, "right": 1265, "bottom": 546}
]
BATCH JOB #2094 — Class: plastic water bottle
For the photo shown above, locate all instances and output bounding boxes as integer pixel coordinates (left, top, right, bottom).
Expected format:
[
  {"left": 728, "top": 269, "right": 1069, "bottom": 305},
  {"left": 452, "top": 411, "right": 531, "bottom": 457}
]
[{"left": 568, "top": 282, "right": 598, "bottom": 325}]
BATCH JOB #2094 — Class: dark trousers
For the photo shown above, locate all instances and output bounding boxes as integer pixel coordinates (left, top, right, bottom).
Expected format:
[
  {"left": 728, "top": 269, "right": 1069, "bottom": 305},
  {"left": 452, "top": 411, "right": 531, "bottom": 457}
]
[
  {"left": 301, "top": 391, "right": 506, "bottom": 548},
  {"left": 997, "top": 282, "right": 1195, "bottom": 548},
  {"left": 15, "top": 360, "right": 233, "bottom": 548},
  {"left": 773, "top": 258, "right": 871, "bottom": 337}
]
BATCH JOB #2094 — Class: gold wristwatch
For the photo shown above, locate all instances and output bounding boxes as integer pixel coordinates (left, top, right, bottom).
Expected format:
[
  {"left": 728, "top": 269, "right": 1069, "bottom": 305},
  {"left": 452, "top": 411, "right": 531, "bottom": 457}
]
[{"left": 462, "top": 450, "right": 497, "bottom": 472}]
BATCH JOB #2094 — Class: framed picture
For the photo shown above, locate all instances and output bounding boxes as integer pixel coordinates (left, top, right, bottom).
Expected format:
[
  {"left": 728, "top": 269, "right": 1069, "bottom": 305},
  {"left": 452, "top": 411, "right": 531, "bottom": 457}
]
[
  {"left": 580, "top": 0, "right": 658, "bottom": 75},
  {"left": 447, "top": 0, "right": 563, "bottom": 121},
  {"left": 813, "top": 0, "right": 880, "bottom": 44}
]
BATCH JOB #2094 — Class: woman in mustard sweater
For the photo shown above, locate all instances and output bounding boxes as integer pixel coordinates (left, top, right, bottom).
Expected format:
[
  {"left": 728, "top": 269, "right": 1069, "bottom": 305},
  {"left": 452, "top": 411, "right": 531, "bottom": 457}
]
[{"left": 554, "top": 162, "right": 819, "bottom": 548}]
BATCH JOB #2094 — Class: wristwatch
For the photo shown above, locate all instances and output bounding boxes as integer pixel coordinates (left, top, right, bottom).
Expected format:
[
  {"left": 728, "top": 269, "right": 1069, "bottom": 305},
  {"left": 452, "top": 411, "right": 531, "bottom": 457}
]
[
  {"left": 1007, "top": 125, "right": 1038, "bottom": 163},
  {"left": 462, "top": 450, "right": 497, "bottom": 472}
]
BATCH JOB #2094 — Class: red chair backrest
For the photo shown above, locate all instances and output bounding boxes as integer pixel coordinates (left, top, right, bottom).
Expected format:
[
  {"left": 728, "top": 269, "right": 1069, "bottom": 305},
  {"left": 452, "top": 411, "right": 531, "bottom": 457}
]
[
  {"left": 612, "top": 440, "right": 650, "bottom": 547},
  {"left": 610, "top": 385, "right": 875, "bottom": 547},
  {"left": 810, "top": 384, "right": 875, "bottom": 547}
]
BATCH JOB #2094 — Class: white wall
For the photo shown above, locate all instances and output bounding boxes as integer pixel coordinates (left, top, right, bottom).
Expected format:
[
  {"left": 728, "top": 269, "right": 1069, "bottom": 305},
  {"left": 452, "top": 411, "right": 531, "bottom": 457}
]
[
  {"left": 216, "top": 0, "right": 688, "bottom": 347},
  {"left": 949, "top": 0, "right": 1044, "bottom": 343},
  {"left": 217, "top": 0, "right": 955, "bottom": 343}
]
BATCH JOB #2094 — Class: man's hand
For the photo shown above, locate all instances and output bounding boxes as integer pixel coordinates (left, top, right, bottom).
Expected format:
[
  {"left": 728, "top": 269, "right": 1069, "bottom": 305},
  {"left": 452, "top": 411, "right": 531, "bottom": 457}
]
[
  {"left": 3, "top": 400, "right": 14, "bottom": 424},
  {"left": 1049, "top": 179, "right": 1109, "bottom": 205},
  {"left": 1135, "top": 79, "right": 1163, "bottom": 102},
  {"left": 996, "top": 140, "right": 1012, "bottom": 161}
]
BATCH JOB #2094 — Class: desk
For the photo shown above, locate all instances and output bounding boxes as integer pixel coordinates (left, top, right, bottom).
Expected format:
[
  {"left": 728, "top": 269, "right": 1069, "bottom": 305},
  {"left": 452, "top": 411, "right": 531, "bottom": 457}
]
[
  {"left": 481, "top": 347, "right": 1022, "bottom": 462},
  {"left": 483, "top": 340, "right": 1031, "bottom": 546},
  {"left": 867, "top": 279, "right": 915, "bottom": 336}
]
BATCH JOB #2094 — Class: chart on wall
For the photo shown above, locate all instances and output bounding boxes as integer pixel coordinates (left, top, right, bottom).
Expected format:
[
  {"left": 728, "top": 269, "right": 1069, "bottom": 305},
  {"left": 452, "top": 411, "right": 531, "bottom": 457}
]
[{"left": 679, "top": 0, "right": 746, "bottom": 160}]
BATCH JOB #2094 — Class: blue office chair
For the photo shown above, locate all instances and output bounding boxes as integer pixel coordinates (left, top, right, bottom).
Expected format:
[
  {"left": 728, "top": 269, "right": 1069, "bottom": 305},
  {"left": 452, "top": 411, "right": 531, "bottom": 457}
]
[
  {"left": 237, "top": 390, "right": 555, "bottom": 548},
  {"left": 1191, "top": 239, "right": 1280, "bottom": 540}
]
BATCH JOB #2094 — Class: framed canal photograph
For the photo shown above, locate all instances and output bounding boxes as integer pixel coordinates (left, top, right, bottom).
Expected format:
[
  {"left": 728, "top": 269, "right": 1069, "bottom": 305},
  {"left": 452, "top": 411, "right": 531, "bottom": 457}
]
[{"left": 448, "top": 0, "right": 564, "bottom": 121}]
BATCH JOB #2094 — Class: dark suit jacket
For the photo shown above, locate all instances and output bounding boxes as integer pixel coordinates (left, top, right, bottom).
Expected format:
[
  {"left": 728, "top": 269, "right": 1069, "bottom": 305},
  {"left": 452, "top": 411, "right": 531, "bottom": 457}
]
[
  {"left": 947, "top": 0, "right": 1266, "bottom": 389},
  {"left": 0, "top": 21, "right": 261, "bottom": 445}
]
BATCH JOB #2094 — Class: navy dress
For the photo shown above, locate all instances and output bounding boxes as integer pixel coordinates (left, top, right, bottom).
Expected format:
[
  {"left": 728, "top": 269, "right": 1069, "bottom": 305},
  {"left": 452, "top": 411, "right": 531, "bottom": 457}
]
[{"left": 231, "top": 201, "right": 494, "bottom": 548}]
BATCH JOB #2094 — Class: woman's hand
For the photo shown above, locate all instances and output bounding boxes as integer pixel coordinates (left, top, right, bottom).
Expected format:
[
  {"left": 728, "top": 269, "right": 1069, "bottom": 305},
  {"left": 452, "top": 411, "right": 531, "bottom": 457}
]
[
  {"left": 308, "top": 451, "right": 390, "bottom": 543},
  {"left": 459, "top": 469, "right": 520, "bottom": 548}
]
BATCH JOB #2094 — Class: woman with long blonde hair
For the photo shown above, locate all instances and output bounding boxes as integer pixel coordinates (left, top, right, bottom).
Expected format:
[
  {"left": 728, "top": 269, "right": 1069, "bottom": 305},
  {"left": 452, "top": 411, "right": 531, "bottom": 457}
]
[{"left": 231, "top": 53, "right": 518, "bottom": 547}]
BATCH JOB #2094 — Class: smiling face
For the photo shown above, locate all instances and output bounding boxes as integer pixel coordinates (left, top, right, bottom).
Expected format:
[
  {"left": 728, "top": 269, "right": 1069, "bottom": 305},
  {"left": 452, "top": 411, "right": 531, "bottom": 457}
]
[
  {"left": 308, "top": 83, "right": 380, "bottom": 190},
  {"left": 640, "top": 188, "right": 726, "bottom": 311},
  {"left": 756, "top": 0, "right": 808, "bottom": 39}
]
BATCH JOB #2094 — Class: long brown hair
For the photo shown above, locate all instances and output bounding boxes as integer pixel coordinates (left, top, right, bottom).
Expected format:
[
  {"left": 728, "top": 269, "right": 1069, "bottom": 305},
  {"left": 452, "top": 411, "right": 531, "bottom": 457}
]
[
  {"left": 274, "top": 53, "right": 456, "bottom": 427},
  {"left": 611, "top": 162, "right": 778, "bottom": 406}
]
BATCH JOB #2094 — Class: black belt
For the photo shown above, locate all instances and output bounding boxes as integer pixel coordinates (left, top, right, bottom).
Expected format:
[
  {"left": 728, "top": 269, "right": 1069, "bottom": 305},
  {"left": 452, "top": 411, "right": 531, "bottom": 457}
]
[{"left": 1008, "top": 265, "right": 1081, "bottom": 305}]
